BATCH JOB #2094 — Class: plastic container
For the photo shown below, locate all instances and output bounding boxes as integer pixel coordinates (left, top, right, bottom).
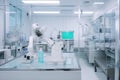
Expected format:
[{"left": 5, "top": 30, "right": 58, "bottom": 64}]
[{"left": 38, "top": 49, "right": 44, "bottom": 63}]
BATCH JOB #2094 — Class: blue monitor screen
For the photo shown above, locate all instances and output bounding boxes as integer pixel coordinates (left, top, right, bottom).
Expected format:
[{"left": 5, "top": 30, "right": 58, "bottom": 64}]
[{"left": 61, "top": 31, "right": 74, "bottom": 40}]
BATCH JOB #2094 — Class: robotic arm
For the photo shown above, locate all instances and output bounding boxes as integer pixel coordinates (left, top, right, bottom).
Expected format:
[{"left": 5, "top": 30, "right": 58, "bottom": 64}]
[
  {"left": 28, "top": 23, "right": 54, "bottom": 55},
  {"left": 27, "top": 23, "right": 64, "bottom": 63}
]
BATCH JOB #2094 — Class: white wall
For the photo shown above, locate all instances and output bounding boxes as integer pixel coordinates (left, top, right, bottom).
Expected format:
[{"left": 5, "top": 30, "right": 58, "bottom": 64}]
[
  {"left": 0, "top": 9, "right": 4, "bottom": 49},
  {"left": 32, "top": 16, "right": 92, "bottom": 47},
  {"left": 5, "top": 2, "right": 10, "bottom": 34},
  {"left": 0, "top": 0, "right": 5, "bottom": 49}
]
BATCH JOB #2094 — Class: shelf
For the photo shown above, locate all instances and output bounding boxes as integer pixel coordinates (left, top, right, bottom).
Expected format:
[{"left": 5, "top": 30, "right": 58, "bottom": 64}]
[
  {"left": 95, "top": 51, "right": 115, "bottom": 70},
  {"left": 93, "top": 13, "right": 116, "bottom": 80},
  {"left": 95, "top": 56, "right": 107, "bottom": 72},
  {"left": 105, "top": 49, "right": 115, "bottom": 59},
  {"left": 105, "top": 52, "right": 115, "bottom": 59},
  {"left": 95, "top": 55, "right": 115, "bottom": 72}
]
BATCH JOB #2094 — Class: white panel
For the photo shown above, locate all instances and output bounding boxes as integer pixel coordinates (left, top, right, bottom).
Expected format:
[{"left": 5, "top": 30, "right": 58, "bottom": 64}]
[
  {"left": 0, "top": 0, "right": 4, "bottom": 10},
  {"left": 0, "top": 10, "right": 4, "bottom": 49},
  {"left": 0, "top": 71, "right": 81, "bottom": 80}
]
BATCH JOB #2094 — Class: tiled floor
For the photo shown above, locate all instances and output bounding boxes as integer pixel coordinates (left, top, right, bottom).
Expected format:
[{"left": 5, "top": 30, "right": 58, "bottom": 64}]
[{"left": 77, "top": 53, "right": 106, "bottom": 80}]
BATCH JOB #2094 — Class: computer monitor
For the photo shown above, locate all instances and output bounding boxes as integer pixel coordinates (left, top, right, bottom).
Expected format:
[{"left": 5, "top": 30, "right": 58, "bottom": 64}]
[{"left": 61, "top": 31, "right": 74, "bottom": 40}]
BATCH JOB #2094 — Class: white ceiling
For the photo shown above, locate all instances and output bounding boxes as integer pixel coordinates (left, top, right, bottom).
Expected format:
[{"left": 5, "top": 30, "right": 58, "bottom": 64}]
[{"left": 9, "top": 0, "right": 114, "bottom": 16}]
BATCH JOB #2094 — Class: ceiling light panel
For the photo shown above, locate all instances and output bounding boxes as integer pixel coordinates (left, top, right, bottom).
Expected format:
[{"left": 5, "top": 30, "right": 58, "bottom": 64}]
[
  {"left": 33, "top": 11, "right": 60, "bottom": 14},
  {"left": 93, "top": 2, "right": 104, "bottom": 5},
  {"left": 22, "top": 0, "right": 60, "bottom": 5},
  {"left": 74, "top": 11, "right": 94, "bottom": 14}
]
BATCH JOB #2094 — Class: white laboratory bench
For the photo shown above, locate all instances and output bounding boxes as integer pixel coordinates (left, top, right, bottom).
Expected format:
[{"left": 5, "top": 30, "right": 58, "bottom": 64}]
[{"left": 0, "top": 53, "right": 81, "bottom": 80}]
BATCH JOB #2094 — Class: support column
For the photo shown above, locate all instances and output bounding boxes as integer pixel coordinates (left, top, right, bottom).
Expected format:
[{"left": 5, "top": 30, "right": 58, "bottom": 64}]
[{"left": 115, "top": 0, "right": 120, "bottom": 80}]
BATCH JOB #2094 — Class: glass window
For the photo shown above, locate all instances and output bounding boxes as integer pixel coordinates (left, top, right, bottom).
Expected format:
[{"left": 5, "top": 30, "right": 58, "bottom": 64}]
[{"left": 9, "top": 4, "right": 22, "bottom": 32}]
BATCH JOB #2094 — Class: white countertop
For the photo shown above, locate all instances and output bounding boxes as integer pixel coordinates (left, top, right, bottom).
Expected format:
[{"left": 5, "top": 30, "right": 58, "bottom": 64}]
[{"left": 0, "top": 53, "right": 80, "bottom": 70}]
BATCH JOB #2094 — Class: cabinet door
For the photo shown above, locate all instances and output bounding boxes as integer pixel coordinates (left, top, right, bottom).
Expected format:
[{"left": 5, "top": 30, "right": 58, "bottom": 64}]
[{"left": 0, "top": 10, "right": 4, "bottom": 49}]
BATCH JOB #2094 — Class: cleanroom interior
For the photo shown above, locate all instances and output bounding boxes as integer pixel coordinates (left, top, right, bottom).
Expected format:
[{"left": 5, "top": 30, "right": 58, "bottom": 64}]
[{"left": 0, "top": 0, "right": 119, "bottom": 80}]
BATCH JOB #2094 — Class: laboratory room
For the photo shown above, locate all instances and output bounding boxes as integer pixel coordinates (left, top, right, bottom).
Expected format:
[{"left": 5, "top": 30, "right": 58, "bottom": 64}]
[{"left": 0, "top": 0, "right": 119, "bottom": 80}]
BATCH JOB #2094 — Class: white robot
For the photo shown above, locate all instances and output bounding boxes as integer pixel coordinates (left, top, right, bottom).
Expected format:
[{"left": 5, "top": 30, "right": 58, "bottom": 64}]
[{"left": 27, "top": 23, "right": 64, "bottom": 63}]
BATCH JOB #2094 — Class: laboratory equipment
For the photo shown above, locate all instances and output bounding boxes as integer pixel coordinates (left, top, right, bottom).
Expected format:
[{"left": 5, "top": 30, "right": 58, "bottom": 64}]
[
  {"left": 0, "top": 51, "right": 5, "bottom": 65},
  {"left": 5, "top": 31, "right": 24, "bottom": 58},
  {"left": 61, "top": 31, "right": 74, "bottom": 40},
  {"left": 93, "top": 13, "right": 116, "bottom": 80},
  {"left": 0, "top": 49, "right": 13, "bottom": 65},
  {"left": 27, "top": 23, "right": 64, "bottom": 64},
  {"left": 60, "top": 31, "right": 74, "bottom": 52}
]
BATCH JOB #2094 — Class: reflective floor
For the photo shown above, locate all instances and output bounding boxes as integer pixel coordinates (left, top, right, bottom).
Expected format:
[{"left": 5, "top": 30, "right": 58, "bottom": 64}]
[{"left": 78, "top": 53, "right": 107, "bottom": 80}]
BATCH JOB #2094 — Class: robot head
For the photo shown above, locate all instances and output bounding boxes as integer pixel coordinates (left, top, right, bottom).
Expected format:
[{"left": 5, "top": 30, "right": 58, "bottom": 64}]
[
  {"left": 32, "top": 23, "right": 42, "bottom": 37},
  {"left": 32, "top": 23, "right": 46, "bottom": 37}
]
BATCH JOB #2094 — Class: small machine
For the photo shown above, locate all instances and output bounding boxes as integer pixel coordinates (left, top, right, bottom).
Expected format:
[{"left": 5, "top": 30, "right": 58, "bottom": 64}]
[{"left": 0, "top": 49, "right": 13, "bottom": 65}]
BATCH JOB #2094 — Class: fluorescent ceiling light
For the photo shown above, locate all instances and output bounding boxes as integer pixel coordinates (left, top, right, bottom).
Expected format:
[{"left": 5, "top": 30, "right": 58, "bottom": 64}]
[
  {"left": 33, "top": 11, "right": 60, "bottom": 14},
  {"left": 22, "top": 0, "right": 60, "bottom": 5},
  {"left": 93, "top": 2, "right": 104, "bottom": 5},
  {"left": 74, "top": 11, "right": 80, "bottom": 14},
  {"left": 6, "top": 12, "right": 16, "bottom": 14},
  {"left": 74, "top": 11, "right": 94, "bottom": 14}
]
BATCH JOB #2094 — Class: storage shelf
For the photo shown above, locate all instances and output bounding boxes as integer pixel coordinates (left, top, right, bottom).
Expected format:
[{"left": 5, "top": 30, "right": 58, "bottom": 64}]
[
  {"left": 95, "top": 56, "right": 107, "bottom": 72},
  {"left": 105, "top": 48, "right": 115, "bottom": 59},
  {"left": 105, "top": 52, "right": 115, "bottom": 59},
  {"left": 94, "top": 53, "right": 115, "bottom": 80}
]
